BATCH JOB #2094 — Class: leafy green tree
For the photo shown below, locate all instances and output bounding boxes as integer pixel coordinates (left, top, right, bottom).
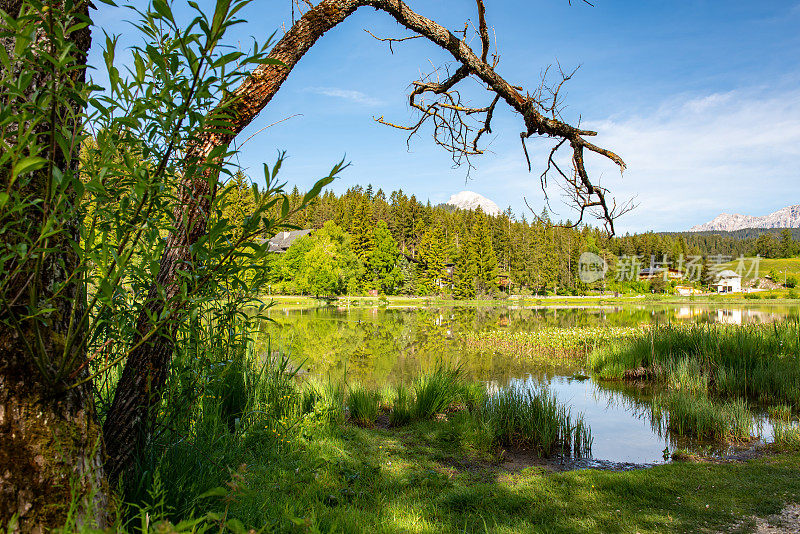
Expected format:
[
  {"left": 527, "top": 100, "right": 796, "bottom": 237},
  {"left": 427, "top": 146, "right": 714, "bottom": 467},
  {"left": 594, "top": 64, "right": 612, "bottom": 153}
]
[{"left": 298, "top": 222, "right": 361, "bottom": 296}]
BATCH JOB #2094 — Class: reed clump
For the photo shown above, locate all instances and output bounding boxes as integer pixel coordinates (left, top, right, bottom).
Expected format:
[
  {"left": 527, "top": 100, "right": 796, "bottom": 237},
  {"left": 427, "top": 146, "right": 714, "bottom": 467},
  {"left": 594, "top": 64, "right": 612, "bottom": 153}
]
[
  {"left": 481, "top": 385, "right": 592, "bottom": 457},
  {"left": 589, "top": 321, "right": 800, "bottom": 408},
  {"left": 651, "top": 392, "right": 753, "bottom": 442},
  {"left": 347, "top": 384, "right": 380, "bottom": 427}
]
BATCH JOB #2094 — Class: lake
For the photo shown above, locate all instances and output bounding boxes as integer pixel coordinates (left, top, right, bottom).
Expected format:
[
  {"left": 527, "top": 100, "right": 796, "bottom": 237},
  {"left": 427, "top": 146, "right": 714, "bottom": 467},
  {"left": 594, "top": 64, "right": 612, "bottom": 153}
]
[{"left": 260, "top": 303, "right": 799, "bottom": 466}]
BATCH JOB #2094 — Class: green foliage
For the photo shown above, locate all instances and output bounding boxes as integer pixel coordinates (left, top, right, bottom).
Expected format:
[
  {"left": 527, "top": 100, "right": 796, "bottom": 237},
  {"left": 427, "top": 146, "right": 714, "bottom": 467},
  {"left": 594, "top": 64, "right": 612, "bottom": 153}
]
[
  {"left": 0, "top": 0, "right": 343, "bottom": 392},
  {"left": 452, "top": 235, "right": 477, "bottom": 299},
  {"left": 416, "top": 225, "right": 449, "bottom": 295},
  {"left": 367, "top": 221, "right": 403, "bottom": 294},
  {"left": 291, "top": 221, "right": 361, "bottom": 296},
  {"left": 473, "top": 211, "right": 499, "bottom": 296}
]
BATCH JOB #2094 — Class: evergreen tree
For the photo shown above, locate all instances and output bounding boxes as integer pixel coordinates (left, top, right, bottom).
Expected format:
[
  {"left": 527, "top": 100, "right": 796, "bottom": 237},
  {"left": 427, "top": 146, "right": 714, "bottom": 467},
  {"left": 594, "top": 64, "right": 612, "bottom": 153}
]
[
  {"left": 368, "top": 221, "right": 403, "bottom": 294},
  {"left": 453, "top": 236, "right": 477, "bottom": 299},
  {"left": 416, "top": 225, "right": 449, "bottom": 295},
  {"left": 779, "top": 229, "right": 795, "bottom": 258},
  {"left": 473, "top": 211, "right": 499, "bottom": 296}
]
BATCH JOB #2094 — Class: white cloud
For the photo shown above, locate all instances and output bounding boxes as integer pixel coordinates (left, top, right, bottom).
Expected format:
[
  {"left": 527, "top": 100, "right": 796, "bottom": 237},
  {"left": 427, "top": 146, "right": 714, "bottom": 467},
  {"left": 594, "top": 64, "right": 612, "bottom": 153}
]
[
  {"left": 470, "top": 86, "right": 800, "bottom": 233},
  {"left": 578, "top": 87, "right": 800, "bottom": 232},
  {"left": 305, "top": 87, "right": 384, "bottom": 106}
]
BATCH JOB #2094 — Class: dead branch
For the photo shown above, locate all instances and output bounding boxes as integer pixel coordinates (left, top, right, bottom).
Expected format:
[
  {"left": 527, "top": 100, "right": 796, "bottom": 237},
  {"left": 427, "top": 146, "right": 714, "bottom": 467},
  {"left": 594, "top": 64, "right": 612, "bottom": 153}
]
[
  {"left": 363, "top": 29, "right": 421, "bottom": 53},
  {"left": 107, "top": 0, "right": 630, "bottom": 481}
]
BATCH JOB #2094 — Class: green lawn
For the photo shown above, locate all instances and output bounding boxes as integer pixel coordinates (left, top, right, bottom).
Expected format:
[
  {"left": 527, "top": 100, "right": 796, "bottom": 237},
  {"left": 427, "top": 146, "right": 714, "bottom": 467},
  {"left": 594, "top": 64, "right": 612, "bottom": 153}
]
[
  {"left": 174, "top": 418, "right": 800, "bottom": 533},
  {"left": 720, "top": 257, "right": 800, "bottom": 281}
]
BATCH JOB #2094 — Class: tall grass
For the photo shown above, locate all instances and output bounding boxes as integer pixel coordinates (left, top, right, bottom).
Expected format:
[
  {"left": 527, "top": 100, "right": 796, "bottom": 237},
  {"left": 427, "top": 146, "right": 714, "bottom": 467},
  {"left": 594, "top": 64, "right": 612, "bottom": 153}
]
[
  {"left": 389, "top": 384, "right": 414, "bottom": 426},
  {"left": 347, "top": 384, "right": 379, "bottom": 427},
  {"left": 589, "top": 321, "right": 800, "bottom": 407},
  {"left": 769, "top": 404, "right": 800, "bottom": 451},
  {"left": 481, "top": 384, "right": 592, "bottom": 457},
  {"left": 412, "top": 366, "right": 467, "bottom": 419},
  {"left": 651, "top": 392, "right": 753, "bottom": 442}
]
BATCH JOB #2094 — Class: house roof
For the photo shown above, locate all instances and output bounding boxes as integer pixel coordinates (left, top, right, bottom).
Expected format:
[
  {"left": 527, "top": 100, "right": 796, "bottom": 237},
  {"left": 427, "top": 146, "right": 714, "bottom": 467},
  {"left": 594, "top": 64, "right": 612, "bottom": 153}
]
[
  {"left": 714, "top": 269, "right": 741, "bottom": 280},
  {"left": 267, "top": 229, "right": 312, "bottom": 252}
]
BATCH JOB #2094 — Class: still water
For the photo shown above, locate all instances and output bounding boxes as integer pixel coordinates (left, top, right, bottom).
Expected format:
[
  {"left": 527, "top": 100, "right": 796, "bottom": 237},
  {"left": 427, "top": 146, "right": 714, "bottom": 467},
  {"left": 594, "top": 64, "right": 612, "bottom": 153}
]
[{"left": 262, "top": 303, "right": 798, "bottom": 465}]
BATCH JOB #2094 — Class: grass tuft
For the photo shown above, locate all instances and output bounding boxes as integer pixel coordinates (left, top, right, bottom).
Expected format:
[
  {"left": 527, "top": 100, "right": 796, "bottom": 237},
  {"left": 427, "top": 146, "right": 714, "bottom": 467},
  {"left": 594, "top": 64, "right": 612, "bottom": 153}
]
[
  {"left": 652, "top": 391, "right": 753, "bottom": 442},
  {"left": 481, "top": 384, "right": 592, "bottom": 457},
  {"left": 347, "top": 384, "right": 379, "bottom": 427}
]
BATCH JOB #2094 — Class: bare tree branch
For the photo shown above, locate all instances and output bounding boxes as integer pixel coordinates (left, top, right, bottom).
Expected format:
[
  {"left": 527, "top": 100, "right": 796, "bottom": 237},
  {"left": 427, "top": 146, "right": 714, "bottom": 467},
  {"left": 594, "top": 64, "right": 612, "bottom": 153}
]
[
  {"left": 105, "top": 0, "right": 629, "bottom": 479},
  {"left": 364, "top": 28, "right": 421, "bottom": 53}
]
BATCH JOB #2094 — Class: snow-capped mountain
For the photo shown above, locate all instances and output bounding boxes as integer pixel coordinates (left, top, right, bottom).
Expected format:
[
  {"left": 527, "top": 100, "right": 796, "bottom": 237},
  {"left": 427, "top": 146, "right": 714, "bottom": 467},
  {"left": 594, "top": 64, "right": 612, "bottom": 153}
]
[
  {"left": 690, "top": 205, "right": 800, "bottom": 232},
  {"left": 446, "top": 191, "right": 500, "bottom": 216}
]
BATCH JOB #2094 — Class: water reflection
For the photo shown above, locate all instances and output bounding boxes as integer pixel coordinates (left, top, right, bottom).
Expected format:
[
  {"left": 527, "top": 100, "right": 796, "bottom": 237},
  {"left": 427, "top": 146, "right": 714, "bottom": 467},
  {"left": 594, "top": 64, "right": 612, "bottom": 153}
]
[{"left": 261, "top": 303, "right": 797, "bottom": 464}]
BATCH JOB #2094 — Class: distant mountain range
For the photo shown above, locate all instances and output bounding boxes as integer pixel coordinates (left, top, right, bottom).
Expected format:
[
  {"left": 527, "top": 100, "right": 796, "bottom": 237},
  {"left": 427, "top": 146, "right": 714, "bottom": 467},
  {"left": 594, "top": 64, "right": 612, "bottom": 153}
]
[
  {"left": 690, "top": 205, "right": 800, "bottom": 232},
  {"left": 446, "top": 191, "right": 501, "bottom": 216}
]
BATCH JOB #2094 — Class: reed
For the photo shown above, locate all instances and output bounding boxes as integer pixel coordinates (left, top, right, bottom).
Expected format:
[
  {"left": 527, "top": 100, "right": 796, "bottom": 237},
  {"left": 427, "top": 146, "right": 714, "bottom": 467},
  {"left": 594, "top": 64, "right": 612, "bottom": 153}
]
[
  {"left": 347, "top": 384, "right": 379, "bottom": 427},
  {"left": 412, "top": 365, "right": 467, "bottom": 420},
  {"left": 481, "top": 384, "right": 592, "bottom": 457},
  {"left": 589, "top": 321, "right": 800, "bottom": 407},
  {"left": 651, "top": 392, "right": 753, "bottom": 442},
  {"left": 389, "top": 384, "right": 414, "bottom": 427}
]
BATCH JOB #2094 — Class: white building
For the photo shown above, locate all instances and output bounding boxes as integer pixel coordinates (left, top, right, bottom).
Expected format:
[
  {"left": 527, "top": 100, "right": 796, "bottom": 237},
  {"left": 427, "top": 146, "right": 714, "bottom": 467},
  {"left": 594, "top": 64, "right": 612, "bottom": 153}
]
[{"left": 712, "top": 270, "right": 742, "bottom": 294}]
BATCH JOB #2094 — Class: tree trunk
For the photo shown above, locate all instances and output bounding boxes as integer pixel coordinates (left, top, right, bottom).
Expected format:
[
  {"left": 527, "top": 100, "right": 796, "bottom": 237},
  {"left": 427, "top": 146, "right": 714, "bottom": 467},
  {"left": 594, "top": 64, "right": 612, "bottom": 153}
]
[
  {"left": 103, "top": 0, "right": 364, "bottom": 482},
  {"left": 104, "top": 0, "right": 625, "bottom": 480},
  {"left": 0, "top": 348, "right": 108, "bottom": 532},
  {"left": 0, "top": 1, "right": 109, "bottom": 530}
]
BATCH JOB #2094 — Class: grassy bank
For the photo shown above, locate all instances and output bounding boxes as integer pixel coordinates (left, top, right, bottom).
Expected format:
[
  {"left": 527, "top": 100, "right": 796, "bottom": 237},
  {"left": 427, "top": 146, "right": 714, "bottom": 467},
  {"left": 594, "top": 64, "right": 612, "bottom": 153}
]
[{"left": 100, "top": 420, "right": 800, "bottom": 533}]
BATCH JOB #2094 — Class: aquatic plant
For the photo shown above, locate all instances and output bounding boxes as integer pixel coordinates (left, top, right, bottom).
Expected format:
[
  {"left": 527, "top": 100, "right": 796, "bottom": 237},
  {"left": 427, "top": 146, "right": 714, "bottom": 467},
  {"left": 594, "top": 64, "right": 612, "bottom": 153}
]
[
  {"left": 464, "top": 326, "right": 645, "bottom": 361},
  {"left": 481, "top": 384, "right": 592, "bottom": 457},
  {"left": 589, "top": 321, "right": 800, "bottom": 407},
  {"left": 651, "top": 392, "right": 753, "bottom": 442},
  {"left": 772, "top": 421, "right": 800, "bottom": 451}
]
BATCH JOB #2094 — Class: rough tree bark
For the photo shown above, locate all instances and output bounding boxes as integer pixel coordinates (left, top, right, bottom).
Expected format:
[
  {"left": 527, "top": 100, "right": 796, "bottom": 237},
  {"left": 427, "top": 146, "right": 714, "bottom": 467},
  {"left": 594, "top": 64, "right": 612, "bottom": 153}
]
[
  {"left": 0, "top": 1, "right": 109, "bottom": 531},
  {"left": 104, "top": 0, "right": 626, "bottom": 480}
]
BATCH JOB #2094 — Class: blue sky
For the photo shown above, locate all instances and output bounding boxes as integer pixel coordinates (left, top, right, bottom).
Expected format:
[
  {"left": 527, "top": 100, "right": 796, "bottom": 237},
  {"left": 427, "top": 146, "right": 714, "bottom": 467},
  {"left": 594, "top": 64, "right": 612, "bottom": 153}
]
[{"left": 88, "top": 1, "right": 800, "bottom": 233}]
